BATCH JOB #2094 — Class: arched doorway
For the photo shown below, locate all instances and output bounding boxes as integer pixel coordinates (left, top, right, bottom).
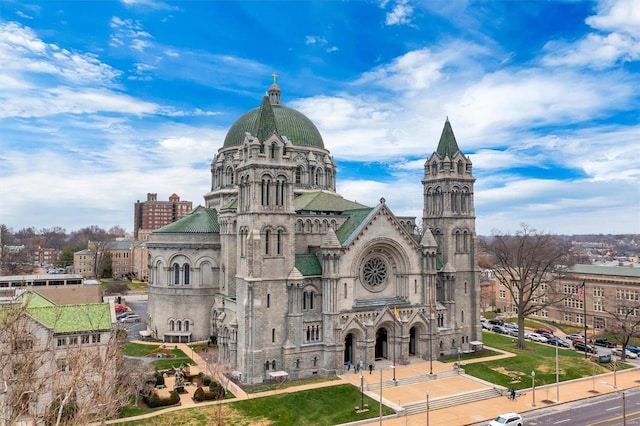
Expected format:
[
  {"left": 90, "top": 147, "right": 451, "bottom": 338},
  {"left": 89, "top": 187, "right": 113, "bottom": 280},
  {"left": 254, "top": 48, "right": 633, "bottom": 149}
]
[
  {"left": 344, "top": 333, "right": 354, "bottom": 364},
  {"left": 409, "top": 327, "right": 416, "bottom": 355},
  {"left": 375, "top": 328, "right": 388, "bottom": 359}
]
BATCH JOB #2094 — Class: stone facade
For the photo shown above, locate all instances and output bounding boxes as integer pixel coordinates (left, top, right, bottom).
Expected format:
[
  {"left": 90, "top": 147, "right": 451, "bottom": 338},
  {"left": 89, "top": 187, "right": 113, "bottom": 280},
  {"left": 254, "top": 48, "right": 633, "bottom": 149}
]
[{"left": 146, "top": 80, "right": 481, "bottom": 384}]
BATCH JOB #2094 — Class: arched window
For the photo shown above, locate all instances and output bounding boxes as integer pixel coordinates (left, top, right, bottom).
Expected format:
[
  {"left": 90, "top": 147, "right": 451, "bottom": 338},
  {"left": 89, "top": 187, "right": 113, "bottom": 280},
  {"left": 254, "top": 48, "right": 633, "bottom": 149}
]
[
  {"left": 177, "top": 320, "right": 182, "bottom": 331},
  {"left": 272, "top": 329, "right": 275, "bottom": 343},
  {"left": 267, "top": 294, "right": 271, "bottom": 308},
  {"left": 225, "top": 166, "right": 234, "bottom": 185},
  {"left": 303, "top": 291, "right": 307, "bottom": 310},
  {"left": 185, "top": 321, "right": 190, "bottom": 332},
  {"left": 277, "top": 230, "right": 283, "bottom": 255},
  {"left": 184, "top": 264, "right": 190, "bottom": 285},
  {"left": 169, "top": 320, "right": 175, "bottom": 331},
  {"left": 461, "top": 310, "right": 464, "bottom": 324},
  {"left": 173, "top": 264, "right": 180, "bottom": 285},
  {"left": 265, "top": 230, "right": 271, "bottom": 255},
  {"left": 295, "top": 167, "right": 302, "bottom": 184},
  {"left": 310, "top": 291, "right": 314, "bottom": 309},
  {"left": 270, "top": 143, "right": 277, "bottom": 159},
  {"left": 261, "top": 178, "right": 271, "bottom": 206}
]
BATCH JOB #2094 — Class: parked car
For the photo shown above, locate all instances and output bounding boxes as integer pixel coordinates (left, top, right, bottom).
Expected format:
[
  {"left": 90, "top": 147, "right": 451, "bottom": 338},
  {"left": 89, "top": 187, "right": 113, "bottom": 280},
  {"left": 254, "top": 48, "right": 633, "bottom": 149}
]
[
  {"left": 539, "top": 332, "right": 555, "bottom": 341},
  {"left": 594, "top": 338, "right": 616, "bottom": 348},
  {"left": 116, "top": 311, "right": 136, "bottom": 320},
  {"left": 534, "top": 328, "right": 553, "bottom": 335},
  {"left": 488, "top": 412, "right": 523, "bottom": 426},
  {"left": 626, "top": 345, "right": 640, "bottom": 354},
  {"left": 481, "top": 322, "right": 492, "bottom": 330},
  {"left": 574, "top": 341, "right": 597, "bottom": 354},
  {"left": 566, "top": 333, "right": 584, "bottom": 341},
  {"left": 507, "top": 328, "right": 519, "bottom": 337},
  {"left": 505, "top": 322, "right": 518, "bottom": 329},
  {"left": 590, "top": 353, "right": 612, "bottom": 363},
  {"left": 480, "top": 315, "right": 486, "bottom": 322},
  {"left": 547, "top": 336, "right": 570, "bottom": 347},
  {"left": 527, "top": 333, "right": 548, "bottom": 343},
  {"left": 492, "top": 325, "right": 508, "bottom": 334},
  {"left": 120, "top": 314, "right": 141, "bottom": 323},
  {"left": 114, "top": 304, "right": 126, "bottom": 313},
  {"left": 489, "top": 318, "right": 505, "bottom": 326},
  {"left": 612, "top": 348, "right": 638, "bottom": 359}
]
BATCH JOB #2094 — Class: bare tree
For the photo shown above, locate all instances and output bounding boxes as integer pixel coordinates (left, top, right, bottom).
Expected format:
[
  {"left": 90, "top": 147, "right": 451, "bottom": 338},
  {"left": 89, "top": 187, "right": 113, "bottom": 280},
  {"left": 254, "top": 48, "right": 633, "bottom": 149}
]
[
  {"left": 479, "top": 224, "right": 574, "bottom": 348},
  {"left": 0, "top": 294, "right": 141, "bottom": 425},
  {"left": 604, "top": 298, "right": 640, "bottom": 360}
]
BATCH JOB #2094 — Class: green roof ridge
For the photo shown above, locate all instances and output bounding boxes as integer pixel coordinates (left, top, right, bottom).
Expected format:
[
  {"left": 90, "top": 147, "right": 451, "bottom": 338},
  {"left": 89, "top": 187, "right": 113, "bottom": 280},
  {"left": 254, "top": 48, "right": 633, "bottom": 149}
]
[
  {"left": 295, "top": 254, "right": 322, "bottom": 276},
  {"left": 253, "top": 96, "right": 278, "bottom": 143},
  {"left": 294, "top": 191, "right": 368, "bottom": 213},
  {"left": 27, "top": 303, "right": 112, "bottom": 333},
  {"left": 335, "top": 207, "right": 375, "bottom": 244},
  {"left": 436, "top": 118, "right": 461, "bottom": 158},
  {"left": 154, "top": 206, "right": 220, "bottom": 233}
]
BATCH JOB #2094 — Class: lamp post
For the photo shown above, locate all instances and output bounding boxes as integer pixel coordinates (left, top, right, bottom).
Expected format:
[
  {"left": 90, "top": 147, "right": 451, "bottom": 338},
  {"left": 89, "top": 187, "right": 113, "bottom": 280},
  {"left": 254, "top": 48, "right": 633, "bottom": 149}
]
[
  {"left": 429, "top": 310, "right": 435, "bottom": 375},
  {"left": 531, "top": 370, "right": 536, "bottom": 407},
  {"left": 555, "top": 341, "right": 560, "bottom": 402},
  {"left": 360, "top": 375, "right": 364, "bottom": 412},
  {"left": 425, "top": 391, "right": 430, "bottom": 426},
  {"left": 392, "top": 328, "right": 396, "bottom": 382},
  {"left": 379, "top": 368, "right": 383, "bottom": 426}
]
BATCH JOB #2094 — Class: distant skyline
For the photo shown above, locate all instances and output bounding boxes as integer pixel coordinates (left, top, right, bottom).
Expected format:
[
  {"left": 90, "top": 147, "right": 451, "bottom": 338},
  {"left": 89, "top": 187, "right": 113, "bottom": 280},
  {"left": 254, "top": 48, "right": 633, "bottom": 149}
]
[{"left": 1, "top": 0, "right": 638, "bottom": 236}]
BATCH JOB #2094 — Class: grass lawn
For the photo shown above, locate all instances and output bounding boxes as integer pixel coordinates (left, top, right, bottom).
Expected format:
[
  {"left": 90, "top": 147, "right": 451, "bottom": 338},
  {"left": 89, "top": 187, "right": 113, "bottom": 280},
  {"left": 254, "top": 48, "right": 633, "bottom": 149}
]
[
  {"left": 244, "top": 375, "right": 340, "bottom": 394},
  {"left": 464, "top": 332, "right": 629, "bottom": 390},
  {"left": 121, "top": 384, "right": 394, "bottom": 426}
]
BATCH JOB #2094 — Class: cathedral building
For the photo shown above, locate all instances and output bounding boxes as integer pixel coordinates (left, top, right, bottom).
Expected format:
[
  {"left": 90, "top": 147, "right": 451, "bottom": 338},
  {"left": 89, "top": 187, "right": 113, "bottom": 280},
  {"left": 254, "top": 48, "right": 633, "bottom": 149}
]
[{"left": 146, "top": 78, "right": 481, "bottom": 384}]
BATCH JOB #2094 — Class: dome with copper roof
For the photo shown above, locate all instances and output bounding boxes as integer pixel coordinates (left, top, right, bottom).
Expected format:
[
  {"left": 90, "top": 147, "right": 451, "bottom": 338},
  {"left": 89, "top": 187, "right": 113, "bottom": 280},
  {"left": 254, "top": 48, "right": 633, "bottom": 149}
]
[{"left": 222, "top": 75, "right": 325, "bottom": 149}]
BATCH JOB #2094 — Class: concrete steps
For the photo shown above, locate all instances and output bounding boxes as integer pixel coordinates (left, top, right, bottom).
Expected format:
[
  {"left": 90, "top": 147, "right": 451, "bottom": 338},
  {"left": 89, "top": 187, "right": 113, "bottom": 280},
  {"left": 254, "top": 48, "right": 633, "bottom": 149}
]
[{"left": 403, "top": 387, "right": 503, "bottom": 415}]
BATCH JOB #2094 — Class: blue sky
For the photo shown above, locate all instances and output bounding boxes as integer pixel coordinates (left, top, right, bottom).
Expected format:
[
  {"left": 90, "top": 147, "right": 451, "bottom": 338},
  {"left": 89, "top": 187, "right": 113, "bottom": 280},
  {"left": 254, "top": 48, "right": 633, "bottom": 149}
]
[{"left": 0, "top": 0, "right": 638, "bottom": 236}]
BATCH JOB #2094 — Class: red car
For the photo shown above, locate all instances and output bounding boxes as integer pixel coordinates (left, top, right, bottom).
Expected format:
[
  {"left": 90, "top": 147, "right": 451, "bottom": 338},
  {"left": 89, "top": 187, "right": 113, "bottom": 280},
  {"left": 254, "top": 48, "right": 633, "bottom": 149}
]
[
  {"left": 114, "top": 304, "right": 125, "bottom": 313},
  {"left": 534, "top": 328, "right": 553, "bottom": 335}
]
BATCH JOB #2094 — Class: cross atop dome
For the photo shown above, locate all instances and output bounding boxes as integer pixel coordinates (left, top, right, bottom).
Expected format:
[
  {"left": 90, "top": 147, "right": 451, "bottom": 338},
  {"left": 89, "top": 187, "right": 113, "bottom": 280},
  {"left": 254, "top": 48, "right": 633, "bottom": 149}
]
[{"left": 268, "top": 72, "right": 281, "bottom": 105}]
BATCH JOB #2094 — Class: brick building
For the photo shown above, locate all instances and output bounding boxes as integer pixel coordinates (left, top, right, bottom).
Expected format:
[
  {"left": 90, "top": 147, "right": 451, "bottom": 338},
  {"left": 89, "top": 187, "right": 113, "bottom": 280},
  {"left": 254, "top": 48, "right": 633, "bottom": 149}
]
[{"left": 133, "top": 193, "right": 192, "bottom": 239}]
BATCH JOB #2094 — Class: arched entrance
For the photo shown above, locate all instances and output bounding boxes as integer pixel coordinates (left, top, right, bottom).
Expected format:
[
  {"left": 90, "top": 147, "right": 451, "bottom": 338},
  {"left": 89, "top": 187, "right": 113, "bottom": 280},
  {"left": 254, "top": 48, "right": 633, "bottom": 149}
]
[
  {"left": 375, "top": 328, "right": 388, "bottom": 359},
  {"left": 409, "top": 327, "right": 416, "bottom": 355},
  {"left": 344, "top": 333, "right": 354, "bottom": 364}
]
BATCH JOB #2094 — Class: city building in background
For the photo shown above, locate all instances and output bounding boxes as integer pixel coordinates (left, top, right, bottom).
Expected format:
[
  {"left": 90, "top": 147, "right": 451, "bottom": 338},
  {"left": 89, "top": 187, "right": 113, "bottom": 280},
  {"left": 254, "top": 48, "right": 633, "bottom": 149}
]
[{"left": 133, "top": 193, "right": 192, "bottom": 240}]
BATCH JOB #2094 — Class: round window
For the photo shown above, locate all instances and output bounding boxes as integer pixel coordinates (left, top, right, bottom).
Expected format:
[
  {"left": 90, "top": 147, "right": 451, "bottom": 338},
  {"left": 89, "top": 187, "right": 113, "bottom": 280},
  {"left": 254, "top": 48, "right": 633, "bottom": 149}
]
[{"left": 362, "top": 256, "right": 387, "bottom": 288}]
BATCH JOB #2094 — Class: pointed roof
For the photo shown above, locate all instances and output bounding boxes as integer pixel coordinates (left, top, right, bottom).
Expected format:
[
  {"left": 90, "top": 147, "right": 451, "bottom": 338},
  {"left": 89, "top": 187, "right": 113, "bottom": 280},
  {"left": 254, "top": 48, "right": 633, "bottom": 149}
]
[
  {"left": 321, "top": 228, "right": 342, "bottom": 249},
  {"left": 294, "top": 254, "right": 322, "bottom": 276},
  {"left": 253, "top": 95, "right": 278, "bottom": 142},
  {"left": 154, "top": 206, "right": 220, "bottom": 233},
  {"left": 420, "top": 229, "right": 438, "bottom": 248},
  {"left": 435, "top": 118, "right": 461, "bottom": 159}
]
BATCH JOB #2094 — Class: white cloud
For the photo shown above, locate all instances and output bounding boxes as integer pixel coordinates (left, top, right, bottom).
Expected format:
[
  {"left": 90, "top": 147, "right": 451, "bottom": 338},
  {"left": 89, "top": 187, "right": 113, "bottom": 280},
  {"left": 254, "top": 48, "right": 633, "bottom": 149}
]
[
  {"left": 542, "top": 0, "right": 640, "bottom": 68},
  {"left": 305, "top": 35, "right": 327, "bottom": 45},
  {"left": 383, "top": 0, "right": 415, "bottom": 26},
  {"left": 109, "top": 16, "right": 154, "bottom": 52}
]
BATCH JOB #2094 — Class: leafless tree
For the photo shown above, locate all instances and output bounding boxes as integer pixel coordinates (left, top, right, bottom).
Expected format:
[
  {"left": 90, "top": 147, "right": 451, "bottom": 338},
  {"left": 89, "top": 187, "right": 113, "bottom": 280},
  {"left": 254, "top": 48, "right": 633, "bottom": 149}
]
[
  {"left": 604, "top": 298, "right": 640, "bottom": 360},
  {"left": 479, "top": 224, "right": 574, "bottom": 349},
  {"left": 0, "top": 294, "right": 142, "bottom": 425}
]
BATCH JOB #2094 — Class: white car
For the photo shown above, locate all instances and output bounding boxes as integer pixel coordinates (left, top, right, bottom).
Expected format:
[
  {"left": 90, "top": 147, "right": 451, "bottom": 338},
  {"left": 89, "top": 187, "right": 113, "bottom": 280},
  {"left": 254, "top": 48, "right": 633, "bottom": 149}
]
[
  {"left": 488, "top": 412, "right": 523, "bottom": 426},
  {"left": 612, "top": 348, "right": 638, "bottom": 359},
  {"left": 120, "top": 314, "right": 141, "bottom": 323},
  {"left": 527, "top": 333, "right": 548, "bottom": 343}
]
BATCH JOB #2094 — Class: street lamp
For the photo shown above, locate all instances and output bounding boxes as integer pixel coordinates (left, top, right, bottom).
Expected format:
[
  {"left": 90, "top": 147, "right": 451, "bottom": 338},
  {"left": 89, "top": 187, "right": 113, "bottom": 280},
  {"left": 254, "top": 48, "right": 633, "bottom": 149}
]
[
  {"left": 359, "top": 375, "right": 364, "bottom": 412},
  {"left": 425, "top": 391, "right": 430, "bottom": 426},
  {"left": 531, "top": 370, "right": 536, "bottom": 407},
  {"left": 555, "top": 341, "right": 560, "bottom": 402}
]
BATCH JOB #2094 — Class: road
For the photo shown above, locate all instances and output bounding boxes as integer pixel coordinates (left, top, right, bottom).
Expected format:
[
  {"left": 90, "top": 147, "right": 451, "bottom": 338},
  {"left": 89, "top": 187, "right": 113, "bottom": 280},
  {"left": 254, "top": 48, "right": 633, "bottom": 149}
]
[
  {"left": 524, "top": 387, "right": 640, "bottom": 426},
  {"left": 106, "top": 294, "right": 148, "bottom": 341}
]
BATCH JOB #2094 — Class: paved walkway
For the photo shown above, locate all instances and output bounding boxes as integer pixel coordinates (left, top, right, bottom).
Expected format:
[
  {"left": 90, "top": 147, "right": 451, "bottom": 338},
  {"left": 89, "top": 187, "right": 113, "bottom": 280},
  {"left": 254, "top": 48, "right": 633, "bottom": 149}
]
[{"left": 106, "top": 341, "right": 639, "bottom": 425}]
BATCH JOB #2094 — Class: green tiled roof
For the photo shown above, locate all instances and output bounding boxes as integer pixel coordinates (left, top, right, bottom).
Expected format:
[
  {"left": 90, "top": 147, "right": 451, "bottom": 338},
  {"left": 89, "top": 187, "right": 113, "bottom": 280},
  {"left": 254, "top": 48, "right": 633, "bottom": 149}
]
[
  {"left": 221, "top": 198, "right": 238, "bottom": 210},
  {"left": 223, "top": 103, "right": 325, "bottom": 148},
  {"left": 569, "top": 264, "right": 640, "bottom": 278},
  {"left": 295, "top": 254, "right": 322, "bottom": 276},
  {"left": 27, "top": 303, "right": 112, "bottom": 333},
  {"left": 436, "top": 118, "right": 461, "bottom": 159},
  {"left": 294, "top": 191, "right": 369, "bottom": 213},
  {"left": 335, "top": 208, "right": 375, "bottom": 244},
  {"left": 436, "top": 257, "right": 444, "bottom": 271},
  {"left": 21, "top": 291, "right": 55, "bottom": 308},
  {"left": 154, "top": 206, "right": 220, "bottom": 233}
]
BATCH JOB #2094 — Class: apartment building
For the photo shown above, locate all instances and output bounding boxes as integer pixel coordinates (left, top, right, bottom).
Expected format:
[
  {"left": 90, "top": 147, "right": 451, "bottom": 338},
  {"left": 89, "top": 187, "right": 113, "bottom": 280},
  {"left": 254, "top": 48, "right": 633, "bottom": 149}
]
[{"left": 133, "top": 193, "right": 192, "bottom": 239}]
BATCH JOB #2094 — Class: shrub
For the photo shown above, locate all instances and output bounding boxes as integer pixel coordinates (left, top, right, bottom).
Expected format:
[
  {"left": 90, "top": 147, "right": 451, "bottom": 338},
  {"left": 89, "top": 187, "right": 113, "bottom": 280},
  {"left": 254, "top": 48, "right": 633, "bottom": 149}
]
[
  {"left": 154, "top": 372, "right": 165, "bottom": 386},
  {"left": 143, "top": 390, "right": 180, "bottom": 408},
  {"left": 209, "top": 381, "right": 225, "bottom": 399},
  {"left": 193, "top": 386, "right": 223, "bottom": 402},
  {"left": 202, "top": 375, "right": 212, "bottom": 386},
  {"left": 104, "top": 282, "right": 130, "bottom": 295}
]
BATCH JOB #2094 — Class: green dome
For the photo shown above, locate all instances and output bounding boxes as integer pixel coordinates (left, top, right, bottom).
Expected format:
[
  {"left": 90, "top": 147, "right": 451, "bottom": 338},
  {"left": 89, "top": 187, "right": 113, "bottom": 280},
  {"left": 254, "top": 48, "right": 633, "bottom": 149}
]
[{"left": 223, "top": 104, "right": 325, "bottom": 149}]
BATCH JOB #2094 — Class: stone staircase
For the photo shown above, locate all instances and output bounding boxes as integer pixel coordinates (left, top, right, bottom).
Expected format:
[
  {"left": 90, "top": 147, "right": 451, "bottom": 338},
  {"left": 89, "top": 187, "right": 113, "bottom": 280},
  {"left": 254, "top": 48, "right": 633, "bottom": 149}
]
[
  {"left": 365, "top": 369, "right": 460, "bottom": 391},
  {"left": 403, "top": 387, "right": 504, "bottom": 415}
]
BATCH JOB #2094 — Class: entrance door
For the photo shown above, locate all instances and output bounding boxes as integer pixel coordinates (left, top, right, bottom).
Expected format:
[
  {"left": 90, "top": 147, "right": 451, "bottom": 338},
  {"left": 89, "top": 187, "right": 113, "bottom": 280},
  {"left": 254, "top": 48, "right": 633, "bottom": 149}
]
[
  {"left": 409, "top": 327, "right": 416, "bottom": 355},
  {"left": 344, "top": 333, "right": 354, "bottom": 364},
  {"left": 375, "top": 328, "right": 388, "bottom": 359}
]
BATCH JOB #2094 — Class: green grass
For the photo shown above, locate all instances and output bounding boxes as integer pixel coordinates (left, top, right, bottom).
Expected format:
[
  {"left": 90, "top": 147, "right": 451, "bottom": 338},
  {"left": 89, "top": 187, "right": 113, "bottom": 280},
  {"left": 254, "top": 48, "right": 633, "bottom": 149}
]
[
  {"left": 464, "top": 331, "right": 629, "bottom": 390},
  {"left": 244, "top": 375, "right": 340, "bottom": 394},
  {"left": 121, "top": 384, "right": 394, "bottom": 426},
  {"left": 123, "top": 342, "right": 160, "bottom": 357},
  {"left": 152, "top": 358, "right": 194, "bottom": 369}
]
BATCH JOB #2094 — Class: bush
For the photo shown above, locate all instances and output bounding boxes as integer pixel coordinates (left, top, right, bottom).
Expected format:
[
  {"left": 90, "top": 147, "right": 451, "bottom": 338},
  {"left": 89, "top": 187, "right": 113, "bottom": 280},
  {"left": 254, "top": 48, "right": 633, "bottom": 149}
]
[
  {"left": 209, "top": 381, "right": 225, "bottom": 399},
  {"left": 143, "top": 390, "right": 180, "bottom": 408},
  {"left": 154, "top": 372, "right": 165, "bottom": 386},
  {"left": 202, "top": 375, "right": 212, "bottom": 386},
  {"left": 104, "top": 282, "right": 130, "bottom": 295},
  {"left": 193, "top": 385, "right": 224, "bottom": 402}
]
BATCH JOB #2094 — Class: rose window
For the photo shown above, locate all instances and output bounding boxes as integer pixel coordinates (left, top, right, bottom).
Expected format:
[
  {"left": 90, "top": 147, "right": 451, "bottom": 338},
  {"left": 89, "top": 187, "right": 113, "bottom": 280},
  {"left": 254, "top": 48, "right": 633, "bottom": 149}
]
[{"left": 362, "top": 257, "right": 387, "bottom": 287}]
